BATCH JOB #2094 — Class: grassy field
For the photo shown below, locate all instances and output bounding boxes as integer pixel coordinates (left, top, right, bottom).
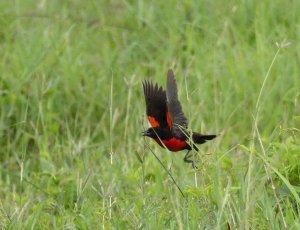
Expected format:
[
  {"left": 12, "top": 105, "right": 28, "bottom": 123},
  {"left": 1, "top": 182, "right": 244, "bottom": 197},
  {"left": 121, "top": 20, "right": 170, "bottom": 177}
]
[{"left": 0, "top": 0, "right": 300, "bottom": 229}]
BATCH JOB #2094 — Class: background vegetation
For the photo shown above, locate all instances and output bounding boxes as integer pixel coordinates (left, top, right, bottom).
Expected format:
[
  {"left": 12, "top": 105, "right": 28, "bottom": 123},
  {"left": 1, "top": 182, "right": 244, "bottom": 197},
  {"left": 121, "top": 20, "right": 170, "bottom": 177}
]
[{"left": 0, "top": 0, "right": 299, "bottom": 229}]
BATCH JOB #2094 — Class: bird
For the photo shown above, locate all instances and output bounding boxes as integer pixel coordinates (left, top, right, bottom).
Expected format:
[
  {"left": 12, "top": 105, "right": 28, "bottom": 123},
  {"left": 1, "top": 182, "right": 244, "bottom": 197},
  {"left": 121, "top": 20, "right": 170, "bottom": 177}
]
[{"left": 142, "top": 69, "right": 216, "bottom": 168}]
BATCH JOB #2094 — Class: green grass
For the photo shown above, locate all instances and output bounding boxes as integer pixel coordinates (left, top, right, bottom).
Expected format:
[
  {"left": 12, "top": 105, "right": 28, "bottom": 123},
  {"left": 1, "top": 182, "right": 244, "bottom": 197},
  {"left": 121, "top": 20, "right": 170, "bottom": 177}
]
[{"left": 0, "top": 0, "right": 299, "bottom": 229}]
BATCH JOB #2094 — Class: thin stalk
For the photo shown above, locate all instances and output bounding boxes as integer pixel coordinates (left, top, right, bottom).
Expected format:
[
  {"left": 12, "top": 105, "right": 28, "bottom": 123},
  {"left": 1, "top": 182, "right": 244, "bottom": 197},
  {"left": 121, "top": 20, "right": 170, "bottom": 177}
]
[{"left": 144, "top": 143, "right": 185, "bottom": 197}]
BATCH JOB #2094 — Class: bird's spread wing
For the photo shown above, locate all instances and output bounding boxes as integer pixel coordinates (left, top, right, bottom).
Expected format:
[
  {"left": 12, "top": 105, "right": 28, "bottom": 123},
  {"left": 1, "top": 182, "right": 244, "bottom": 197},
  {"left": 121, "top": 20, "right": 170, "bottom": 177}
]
[
  {"left": 143, "top": 80, "right": 169, "bottom": 128},
  {"left": 166, "top": 69, "right": 188, "bottom": 135}
]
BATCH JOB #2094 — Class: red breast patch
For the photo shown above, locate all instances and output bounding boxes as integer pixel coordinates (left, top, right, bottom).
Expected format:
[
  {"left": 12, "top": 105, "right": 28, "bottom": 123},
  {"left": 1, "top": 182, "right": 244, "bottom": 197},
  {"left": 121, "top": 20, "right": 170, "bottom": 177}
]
[{"left": 153, "top": 138, "right": 186, "bottom": 152}]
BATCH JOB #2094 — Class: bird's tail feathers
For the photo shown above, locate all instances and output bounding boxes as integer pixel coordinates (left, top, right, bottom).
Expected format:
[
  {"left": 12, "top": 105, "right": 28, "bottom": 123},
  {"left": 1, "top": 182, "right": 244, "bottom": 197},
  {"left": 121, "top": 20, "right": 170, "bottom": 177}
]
[{"left": 192, "top": 133, "right": 217, "bottom": 144}]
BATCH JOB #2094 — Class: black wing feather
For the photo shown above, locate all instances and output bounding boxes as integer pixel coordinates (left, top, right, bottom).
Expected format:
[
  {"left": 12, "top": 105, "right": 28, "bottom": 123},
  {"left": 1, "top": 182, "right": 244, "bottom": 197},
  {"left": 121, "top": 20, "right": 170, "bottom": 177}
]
[
  {"left": 166, "top": 69, "right": 188, "bottom": 135},
  {"left": 143, "top": 80, "right": 169, "bottom": 128}
]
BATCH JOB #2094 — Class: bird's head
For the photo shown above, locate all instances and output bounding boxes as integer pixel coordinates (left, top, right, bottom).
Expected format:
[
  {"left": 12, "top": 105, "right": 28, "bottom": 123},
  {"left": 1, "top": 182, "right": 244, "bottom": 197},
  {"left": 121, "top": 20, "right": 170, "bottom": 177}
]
[{"left": 141, "top": 128, "right": 156, "bottom": 138}]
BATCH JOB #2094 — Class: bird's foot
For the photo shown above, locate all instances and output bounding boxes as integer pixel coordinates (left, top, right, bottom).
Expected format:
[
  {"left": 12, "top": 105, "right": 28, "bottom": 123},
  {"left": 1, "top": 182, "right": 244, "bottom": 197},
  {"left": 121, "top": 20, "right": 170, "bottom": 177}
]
[{"left": 184, "top": 151, "right": 198, "bottom": 169}]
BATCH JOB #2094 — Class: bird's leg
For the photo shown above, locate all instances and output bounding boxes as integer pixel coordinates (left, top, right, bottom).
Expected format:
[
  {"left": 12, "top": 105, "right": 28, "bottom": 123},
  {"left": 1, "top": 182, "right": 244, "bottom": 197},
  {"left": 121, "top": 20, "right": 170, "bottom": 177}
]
[
  {"left": 184, "top": 151, "right": 192, "bottom": 163},
  {"left": 183, "top": 151, "right": 198, "bottom": 169},
  {"left": 191, "top": 161, "right": 198, "bottom": 170}
]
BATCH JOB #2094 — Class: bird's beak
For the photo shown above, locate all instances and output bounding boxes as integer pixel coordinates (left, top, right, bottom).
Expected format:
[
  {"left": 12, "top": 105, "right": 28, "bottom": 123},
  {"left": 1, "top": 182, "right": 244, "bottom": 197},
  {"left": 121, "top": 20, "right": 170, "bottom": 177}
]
[
  {"left": 141, "top": 130, "right": 149, "bottom": 136},
  {"left": 141, "top": 130, "right": 146, "bottom": 136}
]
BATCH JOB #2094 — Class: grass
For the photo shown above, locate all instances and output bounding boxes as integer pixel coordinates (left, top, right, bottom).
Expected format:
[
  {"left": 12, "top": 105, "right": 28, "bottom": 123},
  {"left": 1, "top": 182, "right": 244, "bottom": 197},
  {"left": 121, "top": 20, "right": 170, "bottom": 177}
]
[{"left": 0, "top": 0, "right": 299, "bottom": 229}]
